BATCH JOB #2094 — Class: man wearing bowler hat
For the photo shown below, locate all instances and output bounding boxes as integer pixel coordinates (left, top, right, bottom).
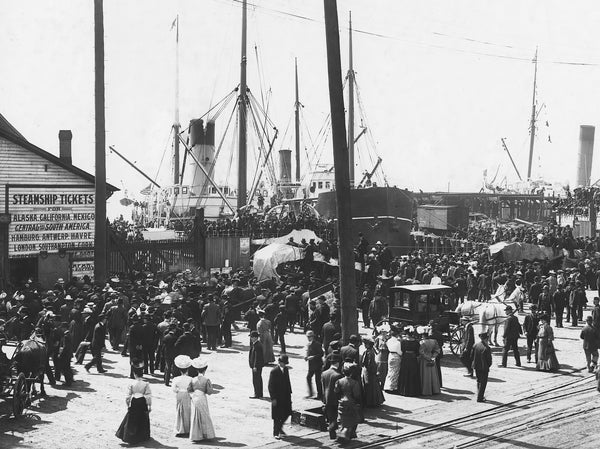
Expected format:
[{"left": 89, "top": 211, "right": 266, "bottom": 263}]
[
  {"left": 249, "top": 330, "right": 265, "bottom": 398},
  {"left": 85, "top": 313, "right": 107, "bottom": 373},
  {"left": 321, "top": 352, "right": 343, "bottom": 439},
  {"left": 471, "top": 332, "right": 492, "bottom": 402},
  {"left": 268, "top": 354, "right": 293, "bottom": 439},
  {"left": 500, "top": 305, "right": 522, "bottom": 368}
]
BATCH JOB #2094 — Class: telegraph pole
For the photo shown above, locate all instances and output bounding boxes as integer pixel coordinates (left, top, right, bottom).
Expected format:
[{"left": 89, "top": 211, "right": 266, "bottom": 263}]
[
  {"left": 323, "top": 0, "right": 358, "bottom": 342},
  {"left": 94, "top": 0, "right": 107, "bottom": 282},
  {"left": 237, "top": 0, "right": 248, "bottom": 209}
]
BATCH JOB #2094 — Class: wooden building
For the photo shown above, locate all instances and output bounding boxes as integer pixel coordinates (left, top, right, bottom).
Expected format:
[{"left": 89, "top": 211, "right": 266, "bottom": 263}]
[{"left": 0, "top": 112, "right": 117, "bottom": 288}]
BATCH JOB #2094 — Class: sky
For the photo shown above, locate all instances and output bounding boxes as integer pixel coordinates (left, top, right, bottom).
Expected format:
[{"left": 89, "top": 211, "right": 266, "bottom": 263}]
[{"left": 2, "top": 1, "right": 600, "bottom": 218}]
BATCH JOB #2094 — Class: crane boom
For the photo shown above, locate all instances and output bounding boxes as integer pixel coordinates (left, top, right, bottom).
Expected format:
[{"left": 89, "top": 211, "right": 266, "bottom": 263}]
[
  {"left": 108, "top": 145, "right": 161, "bottom": 189},
  {"left": 500, "top": 138, "right": 523, "bottom": 181},
  {"left": 357, "top": 156, "right": 382, "bottom": 188}
]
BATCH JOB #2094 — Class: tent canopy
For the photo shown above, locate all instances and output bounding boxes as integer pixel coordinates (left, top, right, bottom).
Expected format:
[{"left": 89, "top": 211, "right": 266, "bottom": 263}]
[
  {"left": 488, "top": 241, "right": 555, "bottom": 262},
  {"left": 252, "top": 243, "right": 305, "bottom": 282}
]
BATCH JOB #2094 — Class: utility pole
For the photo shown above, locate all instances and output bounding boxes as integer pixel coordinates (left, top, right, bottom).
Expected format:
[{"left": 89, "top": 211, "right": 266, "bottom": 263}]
[
  {"left": 590, "top": 188, "right": 597, "bottom": 239},
  {"left": 94, "top": 0, "right": 107, "bottom": 283},
  {"left": 237, "top": 0, "right": 248, "bottom": 210},
  {"left": 323, "top": 0, "right": 358, "bottom": 342}
]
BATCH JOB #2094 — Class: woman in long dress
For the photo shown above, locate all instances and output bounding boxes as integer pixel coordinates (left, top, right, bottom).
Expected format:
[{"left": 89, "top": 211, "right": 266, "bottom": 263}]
[
  {"left": 116, "top": 363, "right": 151, "bottom": 444},
  {"left": 397, "top": 328, "right": 421, "bottom": 397},
  {"left": 172, "top": 355, "right": 192, "bottom": 435},
  {"left": 335, "top": 363, "right": 362, "bottom": 442},
  {"left": 419, "top": 330, "right": 441, "bottom": 396},
  {"left": 536, "top": 315, "right": 559, "bottom": 372},
  {"left": 189, "top": 358, "right": 216, "bottom": 442},
  {"left": 383, "top": 327, "right": 402, "bottom": 393},
  {"left": 361, "top": 337, "right": 385, "bottom": 407},
  {"left": 257, "top": 310, "right": 275, "bottom": 364}
]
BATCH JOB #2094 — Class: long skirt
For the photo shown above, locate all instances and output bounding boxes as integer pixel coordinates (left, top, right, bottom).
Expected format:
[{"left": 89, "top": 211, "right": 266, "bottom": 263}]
[
  {"left": 536, "top": 338, "right": 559, "bottom": 372},
  {"left": 116, "top": 397, "right": 150, "bottom": 444},
  {"left": 383, "top": 353, "right": 401, "bottom": 392},
  {"left": 174, "top": 391, "right": 191, "bottom": 434},
  {"left": 189, "top": 392, "right": 216, "bottom": 441},
  {"left": 362, "top": 372, "right": 385, "bottom": 407},
  {"left": 260, "top": 332, "right": 275, "bottom": 363},
  {"left": 419, "top": 359, "right": 441, "bottom": 396},
  {"left": 397, "top": 354, "right": 421, "bottom": 397}
]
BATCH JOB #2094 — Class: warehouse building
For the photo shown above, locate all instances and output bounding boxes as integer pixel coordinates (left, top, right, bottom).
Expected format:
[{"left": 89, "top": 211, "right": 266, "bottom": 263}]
[{"left": 0, "top": 112, "right": 117, "bottom": 289}]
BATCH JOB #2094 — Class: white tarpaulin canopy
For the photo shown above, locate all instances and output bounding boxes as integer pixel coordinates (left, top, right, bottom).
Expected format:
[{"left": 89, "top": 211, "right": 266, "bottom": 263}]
[
  {"left": 489, "top": 241, "right": 555, "bottom": 262},
  {"left": 253, "top": 243, "right": 305, "bottom": 281}
]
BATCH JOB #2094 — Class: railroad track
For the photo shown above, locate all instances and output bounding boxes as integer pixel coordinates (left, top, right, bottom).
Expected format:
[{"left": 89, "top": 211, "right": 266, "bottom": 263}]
[{"left": 358, "top": 368, "right": 596, "bottom": 449}]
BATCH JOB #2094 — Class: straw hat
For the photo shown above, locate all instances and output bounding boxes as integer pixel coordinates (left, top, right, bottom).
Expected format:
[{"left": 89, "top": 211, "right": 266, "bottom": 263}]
[
  {"left": 191, "top": 357, "right": 208, "bottom": 370},
  {"left": 174, "top": 355, "right": 192, "bottom": 369}
]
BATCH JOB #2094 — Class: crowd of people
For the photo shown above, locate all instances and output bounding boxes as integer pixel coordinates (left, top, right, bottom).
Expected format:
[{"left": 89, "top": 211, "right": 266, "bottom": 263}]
[{"left": 3, "top": 220, "right": 600, "bottom": 443}]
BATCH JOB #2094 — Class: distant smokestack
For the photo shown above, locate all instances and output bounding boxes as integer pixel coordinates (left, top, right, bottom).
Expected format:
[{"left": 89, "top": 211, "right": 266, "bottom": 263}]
[
  {"left": 58, "top": 130, "right": 72, "bottom": 165},
  {"left": 279, "top": 149, "right": 292, "bottom": 183},
  {"left": 576, "top": 125, "right": 595, "bottom": 187}
]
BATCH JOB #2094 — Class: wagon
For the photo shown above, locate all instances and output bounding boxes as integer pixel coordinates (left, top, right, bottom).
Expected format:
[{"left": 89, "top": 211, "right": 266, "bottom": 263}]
[
  {"left": 387, "top": 284, "right": 465, "bottom": 355},
  {"left": 0, "top": 340, "right": 36, "bottom": 417}
]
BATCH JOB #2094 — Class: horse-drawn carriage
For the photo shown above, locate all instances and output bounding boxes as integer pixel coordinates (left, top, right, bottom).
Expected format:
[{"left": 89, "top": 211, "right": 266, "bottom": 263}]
[
  {"left": 387, "top": 284, "right": 465, "bottom": 355},
  {"left": 0, "top": 336, "right": 47, "bottom": 417}
]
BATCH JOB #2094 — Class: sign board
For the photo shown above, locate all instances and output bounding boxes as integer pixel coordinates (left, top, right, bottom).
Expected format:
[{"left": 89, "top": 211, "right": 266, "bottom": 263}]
[
  {"left": 240, "top": 237, "right": 250, "bottom": 256},
  {"left": 71, "top": 260, "right": 94, "bottom": 279},
  {"left": 6, "top": 185, "right": 95, "bottom": 257}
]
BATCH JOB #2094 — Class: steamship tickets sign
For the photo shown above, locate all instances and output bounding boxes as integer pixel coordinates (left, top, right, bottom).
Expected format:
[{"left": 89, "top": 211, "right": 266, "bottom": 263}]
[{"left": 7, "top": 186, "right": 95, "bottom": 257}]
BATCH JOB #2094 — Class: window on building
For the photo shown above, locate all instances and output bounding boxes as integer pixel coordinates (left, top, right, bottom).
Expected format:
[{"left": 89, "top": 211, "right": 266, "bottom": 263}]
[
  {"left": 325, "top": 182, "right": 331, "bottom": 189},
  {"left": 182, "top": 186, "right": 188, "bottom": 194},
  {"left": 318, "top": 182, "right": 323, "bottom": 189},
  {"left": 174, "top": 187, "right": 179, "bottom": 195}
]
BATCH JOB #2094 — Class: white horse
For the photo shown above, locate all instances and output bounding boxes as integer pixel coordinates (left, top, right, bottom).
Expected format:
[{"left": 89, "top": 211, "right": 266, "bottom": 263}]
[{"left": 456, "top": 289, "right": 513, "bottom": 346}]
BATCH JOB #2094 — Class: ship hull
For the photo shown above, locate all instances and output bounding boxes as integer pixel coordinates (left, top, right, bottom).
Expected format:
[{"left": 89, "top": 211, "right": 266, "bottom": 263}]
[{"left": 315, "top": 187, "right": 413, "bottom": 254}]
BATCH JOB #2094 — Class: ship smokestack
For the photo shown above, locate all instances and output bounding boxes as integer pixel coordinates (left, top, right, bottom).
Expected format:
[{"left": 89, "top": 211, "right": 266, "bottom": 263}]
[
  {"left": 279, "top": 149, "right": 292, "bottom": 183},
  {"left": 576, "top": 125, "right": 595, "bottom": 187},
  {"left": 58, "top": 130, "right": 72, "bottom": 165},
  {"left": 183, "top": 119, "right": 216, "bottom": 196}
]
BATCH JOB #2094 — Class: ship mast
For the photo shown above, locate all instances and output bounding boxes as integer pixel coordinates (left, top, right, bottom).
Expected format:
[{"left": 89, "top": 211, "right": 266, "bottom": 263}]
[
  {"left": 295, "top": 58, "right": 301, "bottom": 182},
  {"left": 347, "top": 11, "right": 355, "bottom": 188},
  {"left": 173, "top": 15, "right": 180, "bottom": 185},
  {"left": 527, "top": 48, "right": 538, "bottom": 181},
  {"left": 237, "top": 0, "right": 248, "bottom": 209}
]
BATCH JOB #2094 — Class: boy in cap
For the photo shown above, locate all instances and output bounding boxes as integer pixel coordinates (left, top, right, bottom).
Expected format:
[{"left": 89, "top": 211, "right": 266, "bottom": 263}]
[{"left": 471, "top": 332, "right": 492, "bottom": 402}]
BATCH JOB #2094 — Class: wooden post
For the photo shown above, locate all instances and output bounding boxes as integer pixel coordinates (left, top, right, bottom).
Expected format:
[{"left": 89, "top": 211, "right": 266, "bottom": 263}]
[
  {"left": 323, "top": 0, "right": 358, "bottom": 342},
  {"left": 590, "top": 188, "right": 597, "bottom": 239},
  {"left": 94, "top": 0, "right": 107, "bottom": 283}
]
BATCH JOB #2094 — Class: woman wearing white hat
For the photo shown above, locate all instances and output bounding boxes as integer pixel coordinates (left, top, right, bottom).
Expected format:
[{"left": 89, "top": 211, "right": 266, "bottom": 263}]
[
  {"left": 172, "top": 355, "right": 192, "bottom": 435},
  {"left": 188, "top": 357, "right": 216, "bottom": 442}
]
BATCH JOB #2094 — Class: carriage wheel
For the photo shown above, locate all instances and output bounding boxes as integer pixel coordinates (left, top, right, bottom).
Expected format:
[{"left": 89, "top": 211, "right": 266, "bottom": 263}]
[
  {"left": 449, "top": 327, "right": 465, "bottom": 355},
  {"left": 12, "top": 373, "right": 28, "bottom": 417}
]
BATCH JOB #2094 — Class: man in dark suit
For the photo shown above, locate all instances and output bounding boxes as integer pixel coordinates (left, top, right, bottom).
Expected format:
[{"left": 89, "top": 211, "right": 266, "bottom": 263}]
[
  {"left": 500, "top": 306, "right": 522, "bottom": 368},
  {"left": 340, "top": 335, "right": 361, "bottom": 381},
  {"left": 321, "top": 353, "right": 343, "bottom": 440},
  {"left": 174, "top": 323, "right": 201, "bottom": 358},
  {"left": 268, "top": 354, "right": 293, "bottom": 440},
  {"left": 162, "top": 324, "right": 178, "bottom": 386},
  {"left": 249, "top": 331, "right": 265, "bottom": 398},
  {"left": 471, "top": 332, "right": 492, "bottom": 402},
  {"left": 305, "top": 330, "right": 324, "bottom": 399},
  {"left": 84, "top": 314, "right": 107, "bottom": 373},
  {"left": 580, "top": 316, "right": 599, "bottom": 373}
]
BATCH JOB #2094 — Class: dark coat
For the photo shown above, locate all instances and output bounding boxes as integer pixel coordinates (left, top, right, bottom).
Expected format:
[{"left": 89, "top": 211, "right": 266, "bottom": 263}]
[
  {"left": 162, "top": 331, "right": 177, "bottom": 361},
  {"left": 268, "top": 365, "right": 292, "bottom": 420},
  {"left": 90, "top": 322, "right": 106, "bottom": 350},
  {"left": 174, "top": 332, "right": 201, "bottom": 358},
  {"left": 503, "top": 315, "right": 522, "bottom": 340},
  {"left": 581, "top": 324, "right": 599, "bottom": 351},
  {"left": 340, "top": 344, "right": 360, "bottom": 366},
  {"left": 321, "top": 366, "right": 343, "bottom": 407},
  {"left": 249, "top": 340, "right": 265, "bottom": 369},
  {"left": 471, "top": 341, "right": 492, "bottom": 372},
  {"left": 306, "top": 339, "right": 324, "bottom": 369}
]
